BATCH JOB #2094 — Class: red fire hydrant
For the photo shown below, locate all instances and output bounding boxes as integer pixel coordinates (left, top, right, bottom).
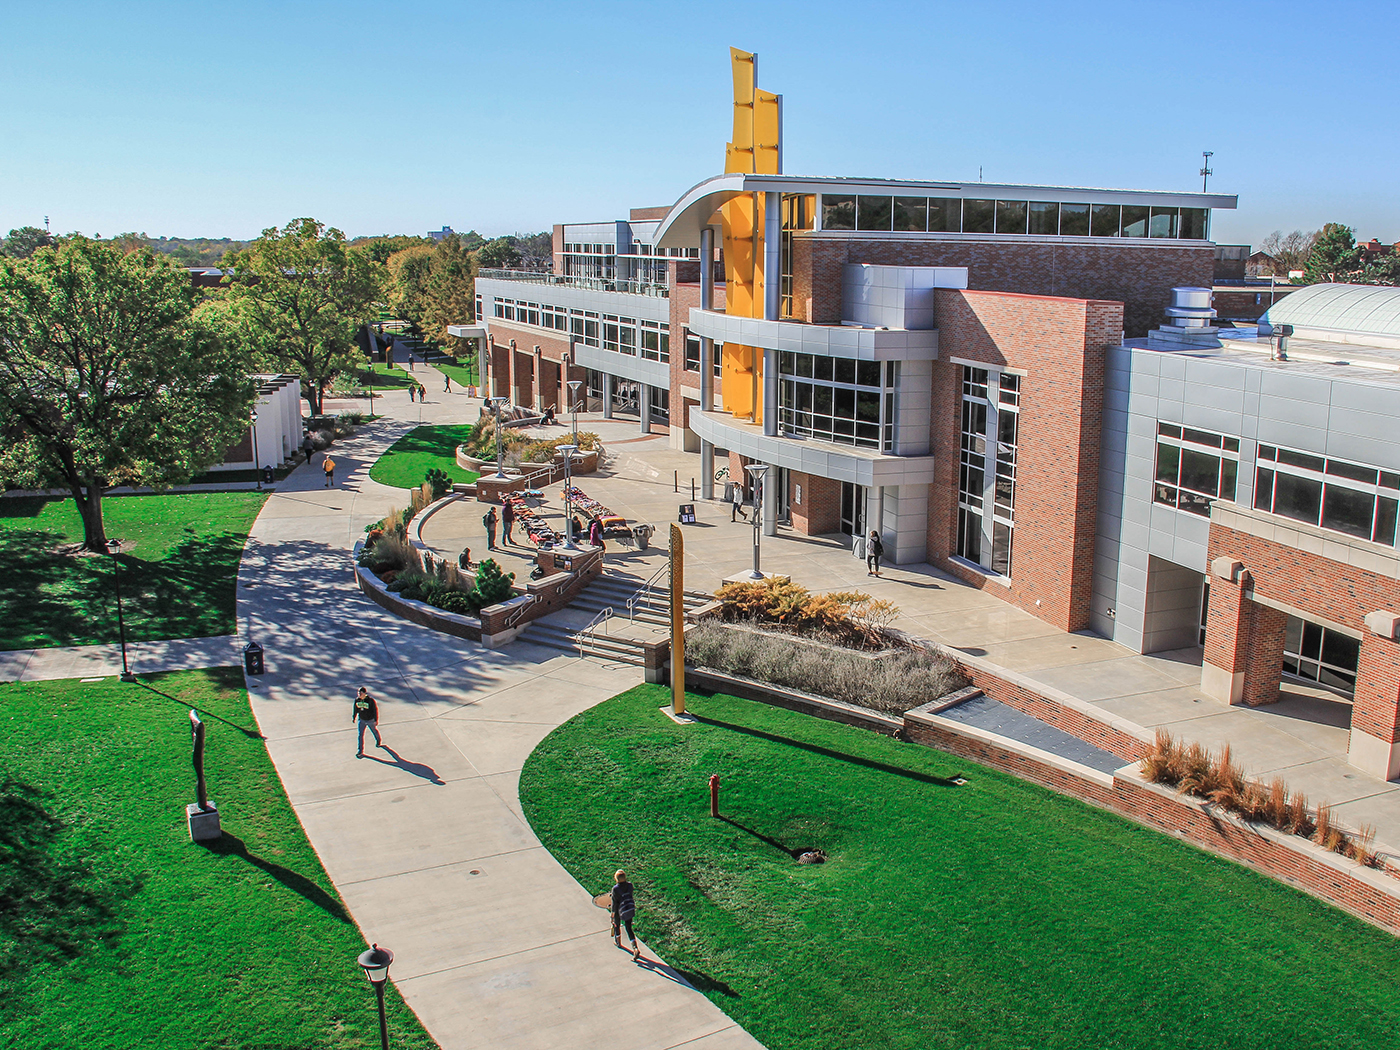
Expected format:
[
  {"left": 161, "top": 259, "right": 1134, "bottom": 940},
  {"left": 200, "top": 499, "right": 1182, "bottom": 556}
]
[{"left": 709, "top": 774, "right": 720, "bottom": 818}]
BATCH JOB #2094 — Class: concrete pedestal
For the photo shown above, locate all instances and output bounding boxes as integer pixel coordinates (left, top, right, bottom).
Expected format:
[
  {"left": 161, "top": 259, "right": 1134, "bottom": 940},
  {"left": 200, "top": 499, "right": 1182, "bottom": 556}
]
[
  {"left": 722, "top": 571, "right": 790, "bottom": 586},
  {"left": 187, "top": 801, "right": 222, "bottom": 842}
]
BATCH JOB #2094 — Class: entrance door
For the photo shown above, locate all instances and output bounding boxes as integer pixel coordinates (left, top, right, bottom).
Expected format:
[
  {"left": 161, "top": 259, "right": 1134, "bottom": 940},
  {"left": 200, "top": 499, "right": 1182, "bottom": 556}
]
[
  {"left": 840, "top": 482, "right": 866, "bottom": 537},
  {"left": 775, "top": 467, "right": 791, "bottom": 524}
]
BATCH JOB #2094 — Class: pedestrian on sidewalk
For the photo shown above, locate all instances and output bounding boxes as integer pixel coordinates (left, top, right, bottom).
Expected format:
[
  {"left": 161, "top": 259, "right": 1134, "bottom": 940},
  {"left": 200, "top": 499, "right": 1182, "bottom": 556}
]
[
  {"left": 501, "top": 500, "right": 515, "bottom": 545},
  {"left": 444, "top": 374, "right": 452, "bottom": 393},
  {"left": 610, "top": 870, "right": 640, "bottom": 960},
  {"left": 588, "top": 517, "right": 605, "bottom": 551},
  {"left": 483, "top": 506, "right": 498, "bottom": 550},
  {"left": 418, "top": 383, "right": 427, "bottom": 402},
  {"left": 409, "top": 384, "right": 416, "bottom": 403},
  {"left": 353, "top": 686, "right": 384, "bottom": 757},
  {"left": 867, "top": 530, "right": 884, "bottom": 577},
  {"left": 731, "top": 482, "right": 747, "bottom": 522},
  {"left": 302, "top": 432, "right": 314, "bottom": 464},
  {"left": 322, "top": 453, "right": 336, "bottom": 487}
]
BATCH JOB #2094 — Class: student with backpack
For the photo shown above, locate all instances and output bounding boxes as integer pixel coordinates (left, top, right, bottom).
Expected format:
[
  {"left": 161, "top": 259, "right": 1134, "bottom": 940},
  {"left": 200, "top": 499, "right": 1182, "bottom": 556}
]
[
  {"left": 322, "top": 454, "right": 336, "bottom": 487},
  {"left": 610, "top": 870, "right": 640, "bottom": 960},
  {"left": 483, "top": 506, "right": 498, "bottom": 550}
]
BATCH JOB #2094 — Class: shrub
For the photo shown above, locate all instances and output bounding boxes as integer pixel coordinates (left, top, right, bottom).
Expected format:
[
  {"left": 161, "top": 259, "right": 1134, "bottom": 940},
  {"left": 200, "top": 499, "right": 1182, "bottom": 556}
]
[
  {"left": 428, "top": 590, "right": 476, "bottom": 617},
  {"left": 685, "top": 621, "right": 961, "bottom": 715},
  {"left": 386, "top": 571, "right": 438, "bottom": 603},
  {"left": 425, "top": 468, "right": 452, "bottom": 498},
  {"left": 358, "top": 530, "right": 420, "bottom": 575},
  {"left": 311, "top": 428, "right": 335, "bottom": 450},
  {"left": 338, "top": 410, "right": 366, "bottom": 427},
  {"left": 470, "top": 558, "right": 515, "bottom": 609},
  {"left": 713, "top": 578, "right": 899, "bottom": 648}
]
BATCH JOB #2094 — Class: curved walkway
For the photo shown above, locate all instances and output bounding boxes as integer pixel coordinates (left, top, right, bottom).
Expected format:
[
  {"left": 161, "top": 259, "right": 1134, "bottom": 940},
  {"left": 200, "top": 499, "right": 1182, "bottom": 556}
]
[{"left": 237, "top": 379, "right": 762, "bottom": 1050}]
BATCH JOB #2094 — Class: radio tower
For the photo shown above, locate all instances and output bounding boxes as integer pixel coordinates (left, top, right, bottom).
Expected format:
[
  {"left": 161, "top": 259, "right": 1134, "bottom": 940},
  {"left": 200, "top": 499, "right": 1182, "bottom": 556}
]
[{"left": 1200, "top": 151, "right": 1213, "bottom": 192}]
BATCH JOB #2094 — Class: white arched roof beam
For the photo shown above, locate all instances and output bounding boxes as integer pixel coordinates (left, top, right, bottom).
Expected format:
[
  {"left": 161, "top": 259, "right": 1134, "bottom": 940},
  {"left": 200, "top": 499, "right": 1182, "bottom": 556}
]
[{"left": 651, "top": 173, "right": 750, "bottom": 251}]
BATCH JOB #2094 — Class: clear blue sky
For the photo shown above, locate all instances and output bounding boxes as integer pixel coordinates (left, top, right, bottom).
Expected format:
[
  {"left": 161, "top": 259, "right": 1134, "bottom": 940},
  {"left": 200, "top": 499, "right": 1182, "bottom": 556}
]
[{"left": 2, "top": 0, "right": 1394, "bottom": 248}]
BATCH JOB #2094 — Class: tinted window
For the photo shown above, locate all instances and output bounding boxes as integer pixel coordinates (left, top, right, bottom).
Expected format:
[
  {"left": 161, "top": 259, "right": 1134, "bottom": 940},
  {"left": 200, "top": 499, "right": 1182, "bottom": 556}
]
[
  {"left": 963, "top": 199, "right": 995, "bottom": 233},
  {"left": 1180, "top": 448, "right": 1220, "bottom": 497},
  {"left": 1121, "top": 205, "right": 1149, "bottom": 238},
  {"left": 1321, "top": 486, "right": 1375, "bottom": 539},
  {"left": 1150, "top": 207, "right": 1178, "bottom": 238},
  {"left": 1091, "top": 204, "right": 1121, "bottom": 237},
  {"left": 1028, "top": 201, "right": 1059, "bottom": 235},
  {"left": 996, "top": 201, "right": 1028, "bottom": 234},
  {"left": 928, "top": 199, "right": 961, "bottom": 232},
  {"left": 1180, "top": 208, "right": 1208, "bottom": 239},
  {"left": 1376, "top": 496, "right": 1398, "bottom": 546},
  {"left": 1156, "top": 443, "right": 1179, "bottom": 484},
  {"left": 1273, "top": 473, "right": 1323, "bottom": 523},
  {"left": 823, "top": 195, "right": 855, "bottom": 230},
  {"left": 857, "top": 196, "right": 893, "bottom": 232},
  {"left": 893, "top": 197, "right": 927, "bottom": 232},
  {"left": 1061, "top": 203, "right": 1090, "bottom": 236}
]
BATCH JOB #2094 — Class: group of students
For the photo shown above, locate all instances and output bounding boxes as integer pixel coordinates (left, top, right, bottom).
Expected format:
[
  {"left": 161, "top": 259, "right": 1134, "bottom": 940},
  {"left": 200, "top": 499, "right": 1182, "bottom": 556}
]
[{"left": 482, "top": 502, "right": 603, "bottom": 550}]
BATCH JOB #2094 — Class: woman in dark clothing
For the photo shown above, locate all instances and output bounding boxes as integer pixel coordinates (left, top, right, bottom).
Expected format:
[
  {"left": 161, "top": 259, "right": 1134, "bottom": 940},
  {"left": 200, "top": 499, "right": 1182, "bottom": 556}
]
[
  {"left": 611, "top": 870, "right": 639, "bottom": 959},
  {"left": 867, "top": 530, "right": 885, "bottom": 577}
]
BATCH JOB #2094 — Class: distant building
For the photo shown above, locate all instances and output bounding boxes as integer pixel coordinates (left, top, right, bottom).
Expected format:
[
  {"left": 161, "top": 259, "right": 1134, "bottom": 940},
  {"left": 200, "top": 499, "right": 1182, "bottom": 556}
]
[
  {"left": 429, "top": 226, "right": 454, "bottom": 242},
  {"left": 1213, "top": 244, "right": 1249, "bottom": 283},
  {"left": 1358, "top": 238, "right": 1397, "bottom": 267},
  {"left": 1246, "top": 251, "right": 1276, "bottom": 277}
]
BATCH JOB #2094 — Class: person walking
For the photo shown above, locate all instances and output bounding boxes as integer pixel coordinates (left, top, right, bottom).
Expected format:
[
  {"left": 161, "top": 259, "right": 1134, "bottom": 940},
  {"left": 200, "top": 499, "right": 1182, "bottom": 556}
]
[
  {"left": 610, "top": 870, "right": 640, "bottom": 960},
  {"left": 483, "top": 506, "right": 498, "bottom": 550},
  {"left": 409, "top": 383, "right": 416, "bottom": 403},
  {"left": 322, "top": 453, "right": 336, "bottom": 488},
  {"left": 301, "top": 432, "right": 314, "bottom": 464},
  {"left": 352, "top": 686, "right": 383, "bottom": 757},
  {"left": 444, "top": 374, "right": 452, "bottom": 393},
  {"left": 418, "top": 383, "right": 427, "bottom": 402},
  {"left": 867, "top": 529, "right": 885, "bottom": 577},
  {"left": 731, "top": 482, "right": 747, "bottom": 522},
  {"left": 588, "top": 517, "right": 604, "bottom": 550},
  {"left": 501, "top": 500, "right": 516, "bottom": 545}
]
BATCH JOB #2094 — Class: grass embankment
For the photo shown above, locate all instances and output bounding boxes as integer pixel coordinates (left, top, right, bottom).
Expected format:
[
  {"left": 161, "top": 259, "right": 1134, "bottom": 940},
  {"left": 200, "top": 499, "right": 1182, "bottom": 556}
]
[
  {"left": 367, "top": 424, "right": 481, "bottom": 492},
  {"left": 0, "top": 493, "right": 266, "bottom": 651},
  {"left": 357, "top": 362, "right": 421, "bottom": 390},
  {"left": 0, "top": 670, "right": 438, "bottom": 1050},
  {"left": 431, "top": 356, "right": 478, "bottom": 390},
  {"left": 521, "top": 684, "right": 1400, "bottom": 1050}
]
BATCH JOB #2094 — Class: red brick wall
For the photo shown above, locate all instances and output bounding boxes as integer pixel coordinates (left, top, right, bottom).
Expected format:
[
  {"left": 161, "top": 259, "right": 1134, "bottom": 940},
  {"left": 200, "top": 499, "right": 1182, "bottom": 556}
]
[
  {"left": 1202, "top": 570, "right": 1288, "bottom": 705},
  {"left": 790, "top": 471, "right": 841, "bottom": 536},
  {"left": 793, "top": 234, "right": 1211, "bottom": 337},
  {"left": 552, "top": 224, "right": 564, "bottom": 275},
  {"left": 1356, "top": 634, "right": 1400, "bottom": 744},
  {"left": 927, "top": 289, "right": 1119, "bottom": 632}
]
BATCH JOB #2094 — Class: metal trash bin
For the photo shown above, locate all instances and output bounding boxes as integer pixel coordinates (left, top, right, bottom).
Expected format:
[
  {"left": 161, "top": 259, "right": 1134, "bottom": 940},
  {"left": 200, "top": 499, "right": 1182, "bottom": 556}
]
[
  {"left": 634, "top": 524, "right": 656, "bottom": 550},
  {"left": 852, "top": 536, "right": 866, "bottom": 560},
  {"left": 243, "top": 641, "right": 265, "bottom": 676},
  {"left": 261, "top": 466, "right": 275, "bottom": 485}
]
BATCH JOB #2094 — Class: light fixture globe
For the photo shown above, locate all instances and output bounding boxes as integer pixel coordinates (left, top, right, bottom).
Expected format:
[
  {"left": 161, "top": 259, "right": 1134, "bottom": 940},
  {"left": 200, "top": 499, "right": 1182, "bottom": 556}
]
[{"left": 358, "top": 943, "right": 394, "bottom": 985}]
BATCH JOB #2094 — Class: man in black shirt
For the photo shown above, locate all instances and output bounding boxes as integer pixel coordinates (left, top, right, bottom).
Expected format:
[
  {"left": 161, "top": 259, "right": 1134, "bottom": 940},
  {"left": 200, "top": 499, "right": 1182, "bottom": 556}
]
[{"left": 353, "top": 686, "right": 383, "bottom": 757}]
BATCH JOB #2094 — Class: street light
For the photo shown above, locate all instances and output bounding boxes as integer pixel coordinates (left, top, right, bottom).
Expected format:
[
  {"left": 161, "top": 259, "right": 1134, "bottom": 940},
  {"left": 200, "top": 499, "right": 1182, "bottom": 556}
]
[
  {"left": 567, "top": 379, "right": 582, "bottom": 444},
  {"left": 557, "top": 444, "right": 578, "bottom": 548},
  {"left": 106, "top": 539, "right": 137, "bottom": 682},
  {"left": 249, "top": 409, "right": 261, "bottom": 490},
  {"left": 357, "top": 943, "right": 394, "bottom": 1050},
  {"left": 744, "top": 462, "right": 770, "bottom": 581},
  {"left": 485, "top": 396, "right": 509, "bottom": 479}
]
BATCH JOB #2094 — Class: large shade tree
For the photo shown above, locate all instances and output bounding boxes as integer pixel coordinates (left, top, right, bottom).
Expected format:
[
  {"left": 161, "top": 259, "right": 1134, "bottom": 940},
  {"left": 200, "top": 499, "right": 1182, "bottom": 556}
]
[
  {"left": 0, "top": 238, "right": 255, "bottom": 550},
  {"left": 386, "top": 233, "right": 477, "bottom": 340},
  {"left": 223, "top": 218, "right": 380, "bottom": 414}
]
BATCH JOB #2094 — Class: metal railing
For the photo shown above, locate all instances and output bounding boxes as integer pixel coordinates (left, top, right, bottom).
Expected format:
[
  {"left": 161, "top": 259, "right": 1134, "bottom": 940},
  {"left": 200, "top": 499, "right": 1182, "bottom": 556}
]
[
  {"left": 576, "top": 606, "right": 614, "bottom": 658},
  {"left": 477, "top": 269, "right": 669, "bottom": 298},
  {"left": 502, "top": 595, "right": 537, "bottom": 630},
  {"left": 628, "top": 564, "right": 670, "bottom": 623}
]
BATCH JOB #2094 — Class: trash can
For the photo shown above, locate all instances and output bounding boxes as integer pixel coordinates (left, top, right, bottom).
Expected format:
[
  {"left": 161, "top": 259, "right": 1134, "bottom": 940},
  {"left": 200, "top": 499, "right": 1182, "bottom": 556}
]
[
  {"left": 261, "top": 466, "right": 275, "bottom": 485},
  {"left": 243, "top": 641, "right": 265, "bottom": 676},
  {"left": 635, "top": 524, "right": 656, "bottom": 550},
  {"left": 851, "top": 535, "right": 866, "bottom": 560}
]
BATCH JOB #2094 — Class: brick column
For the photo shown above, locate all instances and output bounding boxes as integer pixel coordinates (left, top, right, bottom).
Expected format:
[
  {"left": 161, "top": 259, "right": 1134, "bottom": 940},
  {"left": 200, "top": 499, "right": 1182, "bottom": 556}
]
[
  {"left": 1201, "top": 557, "right": 1284, "bottom": 706},
  {"left": 1350, "top": 612, "right": 1400, "bottom": 780}
]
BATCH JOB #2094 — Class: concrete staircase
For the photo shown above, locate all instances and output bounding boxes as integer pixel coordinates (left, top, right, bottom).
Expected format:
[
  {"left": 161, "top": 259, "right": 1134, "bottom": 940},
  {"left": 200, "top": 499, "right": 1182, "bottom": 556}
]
[{"left": 517, "top": 571, "right": 712, "bottom": 665}]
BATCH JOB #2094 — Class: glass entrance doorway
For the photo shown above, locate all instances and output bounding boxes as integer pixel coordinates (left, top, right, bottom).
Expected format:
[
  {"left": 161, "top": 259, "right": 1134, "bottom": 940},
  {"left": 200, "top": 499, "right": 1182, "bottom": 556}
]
[{"left": 840, "top": 482, "right": 866, "bottom": 537}]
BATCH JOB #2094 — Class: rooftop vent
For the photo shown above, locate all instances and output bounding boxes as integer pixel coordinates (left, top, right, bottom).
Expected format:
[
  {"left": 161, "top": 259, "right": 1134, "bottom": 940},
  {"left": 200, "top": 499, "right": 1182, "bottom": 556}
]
[{"left": 1147, "top": 286, "right": 1222, "bottom": 349}]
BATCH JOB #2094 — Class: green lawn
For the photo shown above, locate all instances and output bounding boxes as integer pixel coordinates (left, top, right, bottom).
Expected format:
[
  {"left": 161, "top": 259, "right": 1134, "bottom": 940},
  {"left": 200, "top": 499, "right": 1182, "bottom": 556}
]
[
  {"left": 521, "top": 685, "right": 1400, "bottom": 1050},
  {"left": 0, "top": 493, "right": 267, "bottom": 651},
  {"left": 367, "top": 424, "right": 481, "bottom": 492},
  {"left": 358, "top": 362, "right": 421, "bottom": 390},
  {"left": 432, "top": 356, "right": 479, "bottom": 390},
  {"left": 0, "top": 670, "right": 437, "bottom": 1050}
]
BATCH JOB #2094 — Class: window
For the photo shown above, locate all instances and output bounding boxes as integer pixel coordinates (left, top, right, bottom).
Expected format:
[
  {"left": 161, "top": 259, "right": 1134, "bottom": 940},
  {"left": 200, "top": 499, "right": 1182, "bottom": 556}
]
[
  {"left": 1121, "top": 205, "right": 1149, "bottom": 238},
  {"left": 893, "top": 197, "right": 927, "bottom": 232},
  {"left": 995, "top": 201, "right": 1027, "bottom": 234},
  {"left": 963, "top": 199, "right": 994, "bottom": 234},
  {"left": 1153, "top": 423, "right": 1239, "bottom": 516},
  {"left": 1150, "top": 207, "right": 1178, "bottom": 238},
  {"left": 777, "top": 352, "right": 894, "bottom": 450},
  {"left": 857, "top": 196, "right": 893, "bottom": 231},
  {"left": 822, "top": 194, "right": 856, "bottom": 230},
  {"left": 957, "top": 366, "right": 1019, "bottom": 576},
  {"left": 493, "top": 299, "right": 505, "bottom": 318},
  {"left": 1091, "top": 204, "right": 1121, "bottom": 237},
  {"left": 928, "top": 199, "right": 961, "bottom": 233},
  {"left": 475, "top": 294, "right": 482, "bottom": 322},
  {"left": 640, "top": 320, "right": 669, "bottom": 362},
  {"left": 684, "top": 333, "right": 700, "bottom": 372},
  {"left": 1028, "top": 201, "right": 1059, "bottom": 235},
  {"left": 1284, "top": 616, "right": 1360, "bottom": 693},
  {"left": 583, "top": 312, "right": 599, "bottom": 347},
  {"left": 1180, "top": 208, "right": 1208, "bottom": 239},
  {"left": 1255, "top": 445, "right": 1400, "bottom": 546},
  {"left": 1060, "top": 203, "right": 1090, "bottom": 236}
]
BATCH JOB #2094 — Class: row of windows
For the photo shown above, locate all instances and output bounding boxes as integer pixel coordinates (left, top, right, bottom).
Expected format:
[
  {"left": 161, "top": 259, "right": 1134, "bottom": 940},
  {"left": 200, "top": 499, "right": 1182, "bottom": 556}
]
[
  {"left": 489, "top": 298, "right": 668, "bottom": 362},
  {"left": 777, "top": 352, "right": 896, "bottom": 451},
  {"left": 683, "top": 334, "right": 723, "bottom": 378},
  {"left": 1255, "top": 445, "right": 1400, "bottom": 547},
  {"left": 821, "top": 194, "right": 1209, "bottom": 240},
  {"left": 956, "top": 367, "right": 1019, "bottom": 576},
  {"left": 1154, "top": 424, "right": 1240, "bottom": 516}
]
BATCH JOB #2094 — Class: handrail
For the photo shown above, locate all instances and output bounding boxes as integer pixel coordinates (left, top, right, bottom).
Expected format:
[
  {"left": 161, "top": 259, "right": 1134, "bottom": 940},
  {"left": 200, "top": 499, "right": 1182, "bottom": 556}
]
[
  {"left": 577, "top": 606, "right": 613, "bottom": 658},
  {"left": 503, "top": 594, "right": 537, "bottom": 630},
  {"left": 627, "top": 564, "right": 670, "bottom": 623}
]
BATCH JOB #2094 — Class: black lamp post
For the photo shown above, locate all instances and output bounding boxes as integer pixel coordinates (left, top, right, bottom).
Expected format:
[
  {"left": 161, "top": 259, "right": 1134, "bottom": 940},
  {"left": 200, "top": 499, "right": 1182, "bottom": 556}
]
[
  {"left": 357, "top": 943, "right": 394, "bottom": 1050},
  {"left": 107, "top": 539, "right": 137, "bottom": 682},
  {"left": 250, "top": 409, "right": 261, "bottom": 490}
]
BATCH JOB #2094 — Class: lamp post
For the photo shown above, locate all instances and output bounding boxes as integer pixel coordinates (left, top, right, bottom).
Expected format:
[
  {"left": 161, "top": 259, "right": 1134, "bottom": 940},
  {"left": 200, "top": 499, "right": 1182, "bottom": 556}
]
[
  {"left": 567, "top": 379, "right": 582, "bottom": 444},
  {"left": 485, "top": 396, "right": 509, "bottom": 479},
  {"left": 250, "top": 409, "right": 261, "bottom": 490},
  {"left": 106, "top": 539, "right": 136, "bottom": 682},
  {"left": 558, "top": 444, "right": 578, "bottom": 548},
  {"left": 357, "top": 943, "right": 394, "bottom": 1050},
  {"left": 744, "top": 463, "right": 770, "bottom": 581}
]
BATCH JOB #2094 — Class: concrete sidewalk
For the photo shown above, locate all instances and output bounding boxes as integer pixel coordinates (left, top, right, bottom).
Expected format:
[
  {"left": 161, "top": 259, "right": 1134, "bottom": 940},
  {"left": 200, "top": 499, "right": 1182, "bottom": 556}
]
[
  {"left": 0, "top": 635, "right": 245, "bottom": 684},
  {"left": 237, "top": 378, "right": 762, "bottom": 1050}
]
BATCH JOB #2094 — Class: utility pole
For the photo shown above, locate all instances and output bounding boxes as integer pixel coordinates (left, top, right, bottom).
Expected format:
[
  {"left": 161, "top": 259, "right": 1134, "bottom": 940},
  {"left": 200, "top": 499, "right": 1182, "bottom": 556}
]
[{"left": 1200, "top": 151, "right": 1213, "bottom": 192}]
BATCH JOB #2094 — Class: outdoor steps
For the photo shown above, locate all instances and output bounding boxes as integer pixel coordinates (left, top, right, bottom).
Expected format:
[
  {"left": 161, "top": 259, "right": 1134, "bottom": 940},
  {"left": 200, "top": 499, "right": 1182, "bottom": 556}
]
[{"left": 517, "top": 620, "right": 647, "bottom": 666}]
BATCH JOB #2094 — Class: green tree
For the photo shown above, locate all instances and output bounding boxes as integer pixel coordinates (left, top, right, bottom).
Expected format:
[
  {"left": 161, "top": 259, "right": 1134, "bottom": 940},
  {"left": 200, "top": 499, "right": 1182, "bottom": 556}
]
[
  {"left": 223, "top": 218, "right": 380, "bottom": 414},
  {"left": 385, "top": 234, "right": 477, "bottom": 340},
  {"left": 3, "top": 226, "right": 56, "bottom": 259},
  {"left": 1356, "top": 254, "right": 1400, "bottom": 287},
  {"left": 1303, "top": 223, "right": 1361, "bottom": 284},
  {"left": 475, "top": 237, "right": 521, "bottom": 270},
  {"left": 0, "top": 238, "right": 255, "bottom": 550}
]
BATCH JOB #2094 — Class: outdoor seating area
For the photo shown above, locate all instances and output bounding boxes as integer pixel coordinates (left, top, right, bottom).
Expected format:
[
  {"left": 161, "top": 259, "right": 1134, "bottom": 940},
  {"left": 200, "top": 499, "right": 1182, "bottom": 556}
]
[{"left": 565, "top": 486, "right": 633, "bottom": 539}]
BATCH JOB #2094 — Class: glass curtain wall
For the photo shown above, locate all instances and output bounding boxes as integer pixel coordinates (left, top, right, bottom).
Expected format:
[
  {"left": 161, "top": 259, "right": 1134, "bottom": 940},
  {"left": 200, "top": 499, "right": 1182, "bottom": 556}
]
[
  {"left": 777, "top": 352, "right": 895, "bottom": 450},
  {"left": 956, "top": 365, "right": 1019, "bottom": 576}
]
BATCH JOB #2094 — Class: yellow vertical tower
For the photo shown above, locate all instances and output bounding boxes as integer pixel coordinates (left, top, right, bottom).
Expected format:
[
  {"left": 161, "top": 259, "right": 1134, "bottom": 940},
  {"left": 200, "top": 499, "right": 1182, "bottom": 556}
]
[{"left": 720, "top": 48, "right": 781, "bottom": 423}]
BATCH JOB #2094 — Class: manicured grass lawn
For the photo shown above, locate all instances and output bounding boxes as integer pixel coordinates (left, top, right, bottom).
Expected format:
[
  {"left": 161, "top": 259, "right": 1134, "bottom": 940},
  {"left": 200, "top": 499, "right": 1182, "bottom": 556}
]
[
  {"left": 521, "top": 684, "right": 1400, "bottom": 1050},
  {"left": 432, "top": 356, "right": 479, "bottom": 390},
  {"left": 358, "top": 362, "right": 421, "bottom": 390},
  {"left": 367, "top": 424, "right": 481, "bottom": 492},
  {"left": 0, "top": 493, "right": 267, "bottom": 651},
  {"left": 0, "top": 669, "right": 437, "bottom": 1050}
]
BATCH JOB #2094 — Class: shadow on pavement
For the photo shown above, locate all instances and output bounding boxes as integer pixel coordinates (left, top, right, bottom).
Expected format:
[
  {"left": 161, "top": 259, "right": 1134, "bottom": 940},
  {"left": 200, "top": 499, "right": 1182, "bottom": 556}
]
[{"left": 361, "top": 744, "right": 445, "bottom": 785}]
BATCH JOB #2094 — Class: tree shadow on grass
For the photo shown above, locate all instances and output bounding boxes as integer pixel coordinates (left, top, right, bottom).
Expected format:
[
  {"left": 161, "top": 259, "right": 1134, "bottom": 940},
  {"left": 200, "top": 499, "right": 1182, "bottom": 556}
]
[
  {"left": 136, "top": 678, "right": 264, "bottom": 739},
  {"left": 693, "top": 716, "right": 958, "bottom": 788},
  {"left": 0, "top": 525, "right": 103, "bottom": 649},
  {"left": 197, "top": 833, "right": 351, "bottom": 923},
  {"left": 0, "top": 778, "right": 141, "bottom": 975}
]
